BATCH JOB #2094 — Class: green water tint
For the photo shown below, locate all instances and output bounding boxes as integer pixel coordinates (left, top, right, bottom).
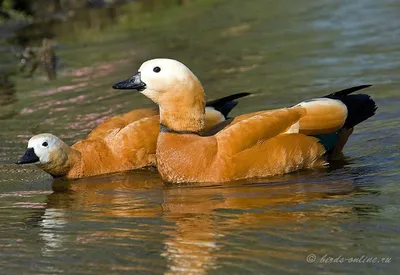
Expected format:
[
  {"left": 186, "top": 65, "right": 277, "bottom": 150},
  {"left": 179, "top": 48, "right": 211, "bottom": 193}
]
[{"left": 1, "top": 0, "right": 400, "bottom": 274}]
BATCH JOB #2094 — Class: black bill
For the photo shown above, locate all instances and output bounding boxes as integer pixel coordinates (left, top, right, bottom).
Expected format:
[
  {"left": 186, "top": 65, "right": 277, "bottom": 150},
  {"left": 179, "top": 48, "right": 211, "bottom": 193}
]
[
  {"left": 16, "top": 148, "right": 39, "bottom": 164},
  {"left": 112, "top": 72, "right": 146, "bottom": 91}
]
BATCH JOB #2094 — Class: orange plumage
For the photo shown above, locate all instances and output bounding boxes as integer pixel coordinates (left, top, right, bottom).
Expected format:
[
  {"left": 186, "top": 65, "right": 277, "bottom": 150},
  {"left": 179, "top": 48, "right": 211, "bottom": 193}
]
[
  {"left": 156, "top": 108, "right": 326, "bottom": 183},
  {"left": 87, "top": 108, "right": 158, "bottom": 140},
  {"left": 113, "top": 59, "right": 376, "bottom": 183},
  {"left": 16, "top": 93, "right": 249, "bottom": 179}
]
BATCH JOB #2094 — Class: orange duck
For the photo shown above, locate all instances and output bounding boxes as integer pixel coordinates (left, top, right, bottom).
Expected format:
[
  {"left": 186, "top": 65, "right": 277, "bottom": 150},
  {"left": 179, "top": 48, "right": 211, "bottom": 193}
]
[
  {"left": 15, "top": 93, "right": 249, "bottom": 179},
  {"left": 113, "top": 58, "right": 377, "bottom": 183}
]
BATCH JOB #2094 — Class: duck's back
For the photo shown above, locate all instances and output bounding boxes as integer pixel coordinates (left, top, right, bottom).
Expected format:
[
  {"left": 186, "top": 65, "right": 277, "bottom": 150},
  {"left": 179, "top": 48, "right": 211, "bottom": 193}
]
[
  {"left": 69, "top": 114, "right": 160, "bottom": 178},
  {"left": 88, "top": 108, "right": 158, "bottom": 140}
]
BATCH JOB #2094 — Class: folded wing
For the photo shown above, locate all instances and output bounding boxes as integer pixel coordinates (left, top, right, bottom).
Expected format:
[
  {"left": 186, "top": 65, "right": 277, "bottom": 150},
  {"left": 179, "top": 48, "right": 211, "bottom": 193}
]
[
  {"left": 105, "top": 115, "right": 160, "bottom": 167},
  {"left": 216, "top": 107, "right": 306, "bottom": 156}
]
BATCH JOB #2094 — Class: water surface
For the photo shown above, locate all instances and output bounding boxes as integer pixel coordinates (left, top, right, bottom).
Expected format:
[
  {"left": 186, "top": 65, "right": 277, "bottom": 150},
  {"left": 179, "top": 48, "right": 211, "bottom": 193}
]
[{"left": 0, "top": 0, "right": 399, "bottom": 274}]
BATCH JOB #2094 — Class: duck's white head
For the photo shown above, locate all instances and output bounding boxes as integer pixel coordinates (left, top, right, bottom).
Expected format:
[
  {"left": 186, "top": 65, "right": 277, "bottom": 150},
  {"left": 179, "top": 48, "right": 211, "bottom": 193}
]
[
  {"left": 16, "top": 133, "right": 65, "bottom": 165},
  {"left": 113, "top": 58, "right": 204, "bottom": 102},
  {"left": 113, "top": 58, "right": 206, "bottom": 132},
  {"left": 16, "top": 133, "right": 79, "bottom": 177}
]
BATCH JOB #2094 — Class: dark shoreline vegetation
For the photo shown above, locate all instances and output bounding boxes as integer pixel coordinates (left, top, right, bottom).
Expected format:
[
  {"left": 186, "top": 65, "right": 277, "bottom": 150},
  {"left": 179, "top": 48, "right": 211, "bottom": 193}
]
[{"left": 0, "top": 0, "right": 220, "bottom": 104}]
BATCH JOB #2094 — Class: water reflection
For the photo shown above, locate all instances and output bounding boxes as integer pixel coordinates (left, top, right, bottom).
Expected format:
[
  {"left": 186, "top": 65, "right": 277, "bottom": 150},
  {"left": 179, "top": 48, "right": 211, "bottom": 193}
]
[
  {"left": 27, "top": 171, "right": 361, "bottom": 274},
  {"left": 18, "top": 38, "right": 57, "bottom": 80},
  {"left": 0, "top": 73, "right": 17, "bottom": 119},
  {"left": 13, "top": 0, "right": 191, "bottom": 47}
]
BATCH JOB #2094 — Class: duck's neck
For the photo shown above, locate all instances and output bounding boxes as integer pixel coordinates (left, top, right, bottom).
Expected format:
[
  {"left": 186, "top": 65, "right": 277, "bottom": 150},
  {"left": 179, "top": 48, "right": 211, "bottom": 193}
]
[
  {"left": 159, "top": 88, "right": 206, "bottom": 133},
  {"left": 39, "top": 145, "right": 82, "bottom": 178},
  {"left": 160, "top": 105, "right": 205, "bottom": 133}
]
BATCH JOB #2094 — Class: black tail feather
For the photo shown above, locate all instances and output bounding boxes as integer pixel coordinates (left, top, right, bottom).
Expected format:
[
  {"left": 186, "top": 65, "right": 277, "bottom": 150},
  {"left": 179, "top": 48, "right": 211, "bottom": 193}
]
[
  {"left": 324, "top": 85, "right": 372, "bottom": 99},
  {"left": 325, "top": 85, "right": 377, "bottom": 129},
  {"left": 206, "top": 92, "right": 251, "bottom": 118}
]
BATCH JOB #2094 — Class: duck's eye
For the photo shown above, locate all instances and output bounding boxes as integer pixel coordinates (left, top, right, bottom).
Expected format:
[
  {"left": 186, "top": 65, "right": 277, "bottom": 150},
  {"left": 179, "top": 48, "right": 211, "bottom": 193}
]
[
  {"left": 153, "top": 66, "right": 161, "bottom": 73},
  {"left": 42, "top": 142, "right": 48, "bottom": 147}
]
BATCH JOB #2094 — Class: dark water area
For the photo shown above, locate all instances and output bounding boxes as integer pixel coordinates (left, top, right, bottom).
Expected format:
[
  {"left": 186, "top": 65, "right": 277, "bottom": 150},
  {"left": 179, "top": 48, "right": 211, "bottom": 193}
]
[{"left": 0, "top": 0, "right": 399, "bottom": 274}]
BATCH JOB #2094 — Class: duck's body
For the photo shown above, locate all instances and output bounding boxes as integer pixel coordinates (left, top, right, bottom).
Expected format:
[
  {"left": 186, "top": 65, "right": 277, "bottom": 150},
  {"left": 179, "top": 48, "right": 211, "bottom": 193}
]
[
  {"left": 157, "top": 108, "right": 326, "bottom": 183},
  {"left": 16, "top": 93, "right": 249, "bottom": 179},
  {"left": 113, "top": 58, "right": 377, "bottom": 183}
]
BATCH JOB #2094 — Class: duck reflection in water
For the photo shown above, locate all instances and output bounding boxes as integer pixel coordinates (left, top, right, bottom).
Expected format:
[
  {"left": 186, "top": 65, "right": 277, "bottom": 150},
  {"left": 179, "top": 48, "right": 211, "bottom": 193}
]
[
  {"left": 0, "top": 73, "right": 17, "bottom": 119},
  {"left": 31, "top": 170, "right": 366, "bottom": 274},
  {"left": 18, "top": 38, "right": 57, "bottom": 80}
]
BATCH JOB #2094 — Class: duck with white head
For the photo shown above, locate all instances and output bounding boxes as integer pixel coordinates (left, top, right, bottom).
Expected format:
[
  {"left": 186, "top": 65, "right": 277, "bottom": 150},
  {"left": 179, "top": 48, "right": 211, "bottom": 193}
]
[
  {"left": 15, "top": 114, "right": 161, "bottom": 178},
  {"left": 16, "top": 82, "right": 249, "bottom": 179},
  {"left": 17, "top": 133, "right": 82, "bottom": 177},
  {"left": 113, "top": 58, "right": 377, "bottom": 183}
]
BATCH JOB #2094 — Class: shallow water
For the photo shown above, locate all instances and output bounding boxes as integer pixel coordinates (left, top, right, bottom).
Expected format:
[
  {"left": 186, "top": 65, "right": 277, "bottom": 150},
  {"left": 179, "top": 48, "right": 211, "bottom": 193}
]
[{"left": 1, "top": 0, "right": 400, "bottom": 274}]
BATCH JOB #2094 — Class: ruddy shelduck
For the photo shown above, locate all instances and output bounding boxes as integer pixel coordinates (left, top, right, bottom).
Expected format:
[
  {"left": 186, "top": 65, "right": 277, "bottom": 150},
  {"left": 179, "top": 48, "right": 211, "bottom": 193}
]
[
  {"left": 15, "top": 93, "right": 249, "bottom": 179},
  {"left": 113, "top": 58, "right": 377, "bottom": 183}
]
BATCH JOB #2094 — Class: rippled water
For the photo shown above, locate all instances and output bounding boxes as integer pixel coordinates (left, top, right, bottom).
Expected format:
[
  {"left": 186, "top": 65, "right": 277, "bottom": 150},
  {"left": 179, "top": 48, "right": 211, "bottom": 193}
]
[{"left": 1, "top": 0, "right": 399, "bottom": 274}]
